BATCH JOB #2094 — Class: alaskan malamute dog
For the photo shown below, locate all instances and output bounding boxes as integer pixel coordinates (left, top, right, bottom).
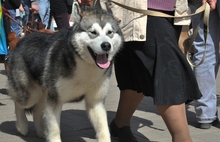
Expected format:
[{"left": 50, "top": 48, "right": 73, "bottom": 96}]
[{"left": 7, "top": 7, "right": 123, "bottom": 142}]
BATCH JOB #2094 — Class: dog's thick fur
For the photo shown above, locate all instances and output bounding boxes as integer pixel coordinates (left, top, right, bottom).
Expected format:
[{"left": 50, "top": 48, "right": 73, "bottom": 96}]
[
  {"left": 4, "top": 30, "right": 54, "bottom": 75},
  {"left": 7, "top": 7, "right": 123, "bottom": 142}
]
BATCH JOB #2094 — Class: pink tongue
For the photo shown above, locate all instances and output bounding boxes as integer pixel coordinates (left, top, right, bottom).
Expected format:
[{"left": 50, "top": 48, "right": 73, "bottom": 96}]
[{"left": 96, "top": 54, "right": 110, "bottom": 69}]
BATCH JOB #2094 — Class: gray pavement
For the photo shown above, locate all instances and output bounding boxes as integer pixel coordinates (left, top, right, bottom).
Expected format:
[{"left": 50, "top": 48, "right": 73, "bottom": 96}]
[{"left": 0, "top": 62, "right": 220, "bottom": 142}]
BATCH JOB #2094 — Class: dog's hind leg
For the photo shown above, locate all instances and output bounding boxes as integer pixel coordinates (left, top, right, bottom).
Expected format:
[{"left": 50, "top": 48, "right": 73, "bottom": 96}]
[
  {"left": 43, "top": 102, "right": 62, "bottom": 142},
  {"left": 14, "top": 102, "right": 28, "bottom": 136},
  {"left": 85, "top": 99, "right": 110, "bottom": 142}
]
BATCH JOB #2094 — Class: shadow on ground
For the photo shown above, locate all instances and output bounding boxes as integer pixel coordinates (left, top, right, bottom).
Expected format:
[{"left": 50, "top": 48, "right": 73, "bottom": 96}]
[
  {"left": 0, "top": 88, "right": 7, "bottom": 95},
  {"left": 0, "top": 69, "right": 6, "bottom": 76},
  {"left": 0, "top": 109, "right": 157, "bottom": 142}
]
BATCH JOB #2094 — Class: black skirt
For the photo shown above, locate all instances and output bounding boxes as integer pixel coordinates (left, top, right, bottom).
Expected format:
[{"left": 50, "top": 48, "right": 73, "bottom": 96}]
[{"left": 114, "top": 14, "right": 202, "bottom": 105}]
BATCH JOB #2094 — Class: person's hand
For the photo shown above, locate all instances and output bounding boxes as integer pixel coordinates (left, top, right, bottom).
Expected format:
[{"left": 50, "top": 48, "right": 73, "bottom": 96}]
[
  {"left": 78, "top": 0, "right": 93, "bottom": 6},
  {"left": 30, "top": 4, "right": 39, "bottom": 13},
  {"left": 202, "top": 0, "right": 217, "bottom": 10},
  {"left": 19, "top": 4, "right": 24, "bottom": 13}
]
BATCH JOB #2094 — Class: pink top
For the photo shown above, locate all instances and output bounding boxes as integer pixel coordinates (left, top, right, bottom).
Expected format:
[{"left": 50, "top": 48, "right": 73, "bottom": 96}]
[{"left": 148, "top": 0, "right": 176, "bottom": 11}]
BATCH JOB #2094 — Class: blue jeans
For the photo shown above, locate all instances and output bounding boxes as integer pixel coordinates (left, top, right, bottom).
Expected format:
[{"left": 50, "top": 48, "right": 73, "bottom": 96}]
[
  {"left": 38, "top": 0, "right": 54, "bottom": 30},
  {"left": 190, "top": 3, "right": 220, "bottom": 123},
  {"left": 8, "top": 9, "right": 22, "bottom": 38},
  {"left": 21, "top": 0, "right": 31, "bottom": 25}
]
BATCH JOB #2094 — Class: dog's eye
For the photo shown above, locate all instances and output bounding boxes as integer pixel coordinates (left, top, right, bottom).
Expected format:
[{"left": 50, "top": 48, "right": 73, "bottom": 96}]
[
  {"left": 88, "top": 30, "right": 98, "bottom": 38},
  {"left": 107, "top": 31, "right": 113, "bottom": 35},
  {"left": 90, "top": 31, "right": 97, "bottom": 35},
  {"left": 107, "top": 30, "right": 114, "bottom": 38}
]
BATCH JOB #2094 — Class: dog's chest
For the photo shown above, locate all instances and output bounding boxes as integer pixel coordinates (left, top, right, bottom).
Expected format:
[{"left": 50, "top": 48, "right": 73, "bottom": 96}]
[{"left": 56, "top": 63, "right": 109, "bottom": 103}]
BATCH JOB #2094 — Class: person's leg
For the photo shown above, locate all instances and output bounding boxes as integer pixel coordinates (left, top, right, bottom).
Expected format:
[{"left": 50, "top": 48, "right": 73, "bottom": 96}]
[
  {"left": 157, "top": 104, "right": 192, "bottom": 142},
  {"left": 8, "top": 10, "right": 21, "bottom": 38},
  {"left": 21, "top": 0, "right": 31, "bottom": 25},
  {"left": 52, "top": 13, "right": 70, "bottom": 30},
  {"left": 38, "top": 0, "right": 54, "bottom": 30},
  {"left": 45, "top": 1, "right": 54, "bottom": 31},
  {"left": 110, "top": 89, "right": 144, "bottom": 142},
  {"left": 38, "top": 0, "right": 48, "bottom": 26},
  {"left": 190, "top": 2, "right": 219, "bottom": 127},
  {"left": 114, "top": 90, "right": 144, "bottom": 128}
]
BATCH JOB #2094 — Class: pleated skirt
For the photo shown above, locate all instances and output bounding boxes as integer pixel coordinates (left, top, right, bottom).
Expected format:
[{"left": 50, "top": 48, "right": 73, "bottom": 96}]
[{"left": 114, "top": 14, "right": 202, "bottom": 105}]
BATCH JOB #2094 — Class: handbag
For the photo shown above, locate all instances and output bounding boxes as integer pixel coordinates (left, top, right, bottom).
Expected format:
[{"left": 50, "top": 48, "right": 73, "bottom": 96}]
[{"left": 25, "top": 13, "right": 46, "bottom": 34}]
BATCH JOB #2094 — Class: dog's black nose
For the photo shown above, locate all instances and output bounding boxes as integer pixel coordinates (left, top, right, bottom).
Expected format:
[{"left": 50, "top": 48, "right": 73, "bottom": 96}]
[{"left": 101, "top": 42, "right": 111, "bottom": 51}]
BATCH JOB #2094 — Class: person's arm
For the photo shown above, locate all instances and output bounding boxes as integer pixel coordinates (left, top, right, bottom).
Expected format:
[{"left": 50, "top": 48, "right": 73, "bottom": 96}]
[
  {"left": 78, "top": 0, "right": 93, "bottom": 6},
  {"left": 19, "top": 4, "right": 24, "bottom": 13},
  {"left": 202, "top": 0, "right": 217, "bottom": 10}
]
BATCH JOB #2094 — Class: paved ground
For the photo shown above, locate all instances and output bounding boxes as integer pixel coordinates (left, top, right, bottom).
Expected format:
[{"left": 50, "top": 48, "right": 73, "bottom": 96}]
[{"left": 0, "top": 62, "right": 220, "bottom": 142}]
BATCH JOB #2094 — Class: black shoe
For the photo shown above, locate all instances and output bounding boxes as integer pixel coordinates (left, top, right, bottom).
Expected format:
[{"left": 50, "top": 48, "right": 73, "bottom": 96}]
[
  {"left": 199, "top": 118, "right": 219, "bottom": 129},
  {"left": 110, "top": 120, "right": 138, "bottom": 142}
]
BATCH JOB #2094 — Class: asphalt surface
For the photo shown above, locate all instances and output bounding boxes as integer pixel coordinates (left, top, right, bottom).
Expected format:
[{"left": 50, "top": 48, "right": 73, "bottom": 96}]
[{"left": 0, "top": 61, "right": 220, "bottom": 142}]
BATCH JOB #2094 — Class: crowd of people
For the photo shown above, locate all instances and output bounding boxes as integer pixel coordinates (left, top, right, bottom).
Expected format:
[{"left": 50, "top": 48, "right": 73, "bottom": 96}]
[
  {"left": 2, "top": 0, "right": 68, "bottom": 38},
  {"left": 0, "top": 0, "right": 220, "bottom": 142}
]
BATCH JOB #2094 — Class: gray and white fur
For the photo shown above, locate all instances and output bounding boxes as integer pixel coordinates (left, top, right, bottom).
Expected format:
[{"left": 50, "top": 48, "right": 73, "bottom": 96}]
[{"left": 7, "top": 7, "right": 123, "bottom": 142}]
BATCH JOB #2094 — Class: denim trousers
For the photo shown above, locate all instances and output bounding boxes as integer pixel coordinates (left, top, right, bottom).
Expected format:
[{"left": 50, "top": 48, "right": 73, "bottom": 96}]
[
  {"left": 190, "top": 3, "right": 220, "bottom": 123},
  {"left": 21, "top": 0, "right": 31, "bottom": 25},
  {"left": 21, "top": 0, "right": 54, "bottom": 30},
  {"left": 38, "top": 0, "right": 54, "bottom": 30},
  {"left": 8, "top": 9, "right": 21, "bottom": 38}
]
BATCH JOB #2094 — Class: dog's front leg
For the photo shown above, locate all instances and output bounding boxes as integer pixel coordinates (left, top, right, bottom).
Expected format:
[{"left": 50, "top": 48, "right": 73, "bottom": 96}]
[
  {"left": 14, "top": 102, "right": 28, "bottom": 136},
  {"left": 33, "top": 94, "right": 47, "bottom": 138},
  {"left": 85, "top": 100, "right": 110, "bottom": 142},
  {"left": 33, "top": 104, "right": 44, "bottom": 138},
  {"left": 43, "top": 102, "right": 62, "bottom": 142}
]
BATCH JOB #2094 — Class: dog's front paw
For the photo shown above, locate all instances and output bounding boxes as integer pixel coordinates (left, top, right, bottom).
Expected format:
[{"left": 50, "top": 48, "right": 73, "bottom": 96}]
[
  {"left": 46, "top": 138, "right": 62, "bottom": 142},
  {"left": 16, "top": 121, "right": 28, "bottom": 135},
  {"left": 97, "top": 134, "right": 111, "bottom": 142},
  {"left": 37, "top": 129, "right": 44, "bottom": 138},
  {"left": 46, "top": 133, "right": 62, "bottom": 142},
  {"left": 98, "top": 138, "right": 111, "bottom": 142}
]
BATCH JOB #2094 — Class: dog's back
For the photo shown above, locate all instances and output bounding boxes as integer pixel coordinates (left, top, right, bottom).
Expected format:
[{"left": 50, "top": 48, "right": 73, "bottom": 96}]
[{"left": 9, "top": 33, "right": 52, "bottom": 81}]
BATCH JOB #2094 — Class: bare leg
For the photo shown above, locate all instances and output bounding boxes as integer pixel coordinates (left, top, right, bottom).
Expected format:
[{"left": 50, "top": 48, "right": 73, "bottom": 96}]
[
  {"left": 113, "top": 90, "right": 192, "bottom": 142},
  {"left": 114, "top": 90, "right": 144, "bottom": 128},
  {"left": 156, "top": 104, "right": 192, "bottom": 142}
]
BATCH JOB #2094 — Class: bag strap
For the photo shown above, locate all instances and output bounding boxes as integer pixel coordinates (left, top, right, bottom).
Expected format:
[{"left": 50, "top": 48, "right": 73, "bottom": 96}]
[
  {"left": 109, "top": 0, "right": 210, "bottom": 67},
  {"left": 109, "top": 0, "right": 206, "bottom": 18},
  {"left": 30, "top": 12, "right": 35, "bottom": 28},
  {"left": 29, "top": 12, "right": 44, "bottom": 28},
  {"left": 186, "top": 4, "right": 210, "bottom": 67}
]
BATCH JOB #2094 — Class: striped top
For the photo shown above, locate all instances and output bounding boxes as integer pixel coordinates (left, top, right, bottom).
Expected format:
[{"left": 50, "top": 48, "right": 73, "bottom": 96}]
[{"left": 148, "top": 0, "right": 176, "bottom": 11}]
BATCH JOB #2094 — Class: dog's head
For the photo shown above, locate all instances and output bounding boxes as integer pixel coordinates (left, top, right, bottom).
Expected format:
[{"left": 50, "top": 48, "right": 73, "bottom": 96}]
[{"left": 71, "top": 6, "right": 123, "bottom": 69}]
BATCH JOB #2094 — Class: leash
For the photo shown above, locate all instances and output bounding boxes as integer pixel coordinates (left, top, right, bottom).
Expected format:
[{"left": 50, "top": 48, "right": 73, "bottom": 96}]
[
  {"left": 108, "top": 0, "right": 210, "bottom": 67},
  {"left": 2, "top": 6, "right": 23, "bottom": 28},
  {"left": 1, "top": 6, "right": 32, "bottom": 36},
  {"left": 186, "top": 3, "right": 210, "bottom": 67}
]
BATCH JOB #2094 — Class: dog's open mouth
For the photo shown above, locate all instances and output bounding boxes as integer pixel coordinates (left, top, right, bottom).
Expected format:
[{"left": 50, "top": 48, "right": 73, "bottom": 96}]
[{"left": 88, "top": 47, "right": 110, "bottom": 69}]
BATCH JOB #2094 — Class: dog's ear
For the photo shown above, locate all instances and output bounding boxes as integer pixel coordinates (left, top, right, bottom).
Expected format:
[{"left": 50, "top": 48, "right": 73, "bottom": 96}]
[{"left": 71, "top": 0, "right": 83, "bottom": 24}]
